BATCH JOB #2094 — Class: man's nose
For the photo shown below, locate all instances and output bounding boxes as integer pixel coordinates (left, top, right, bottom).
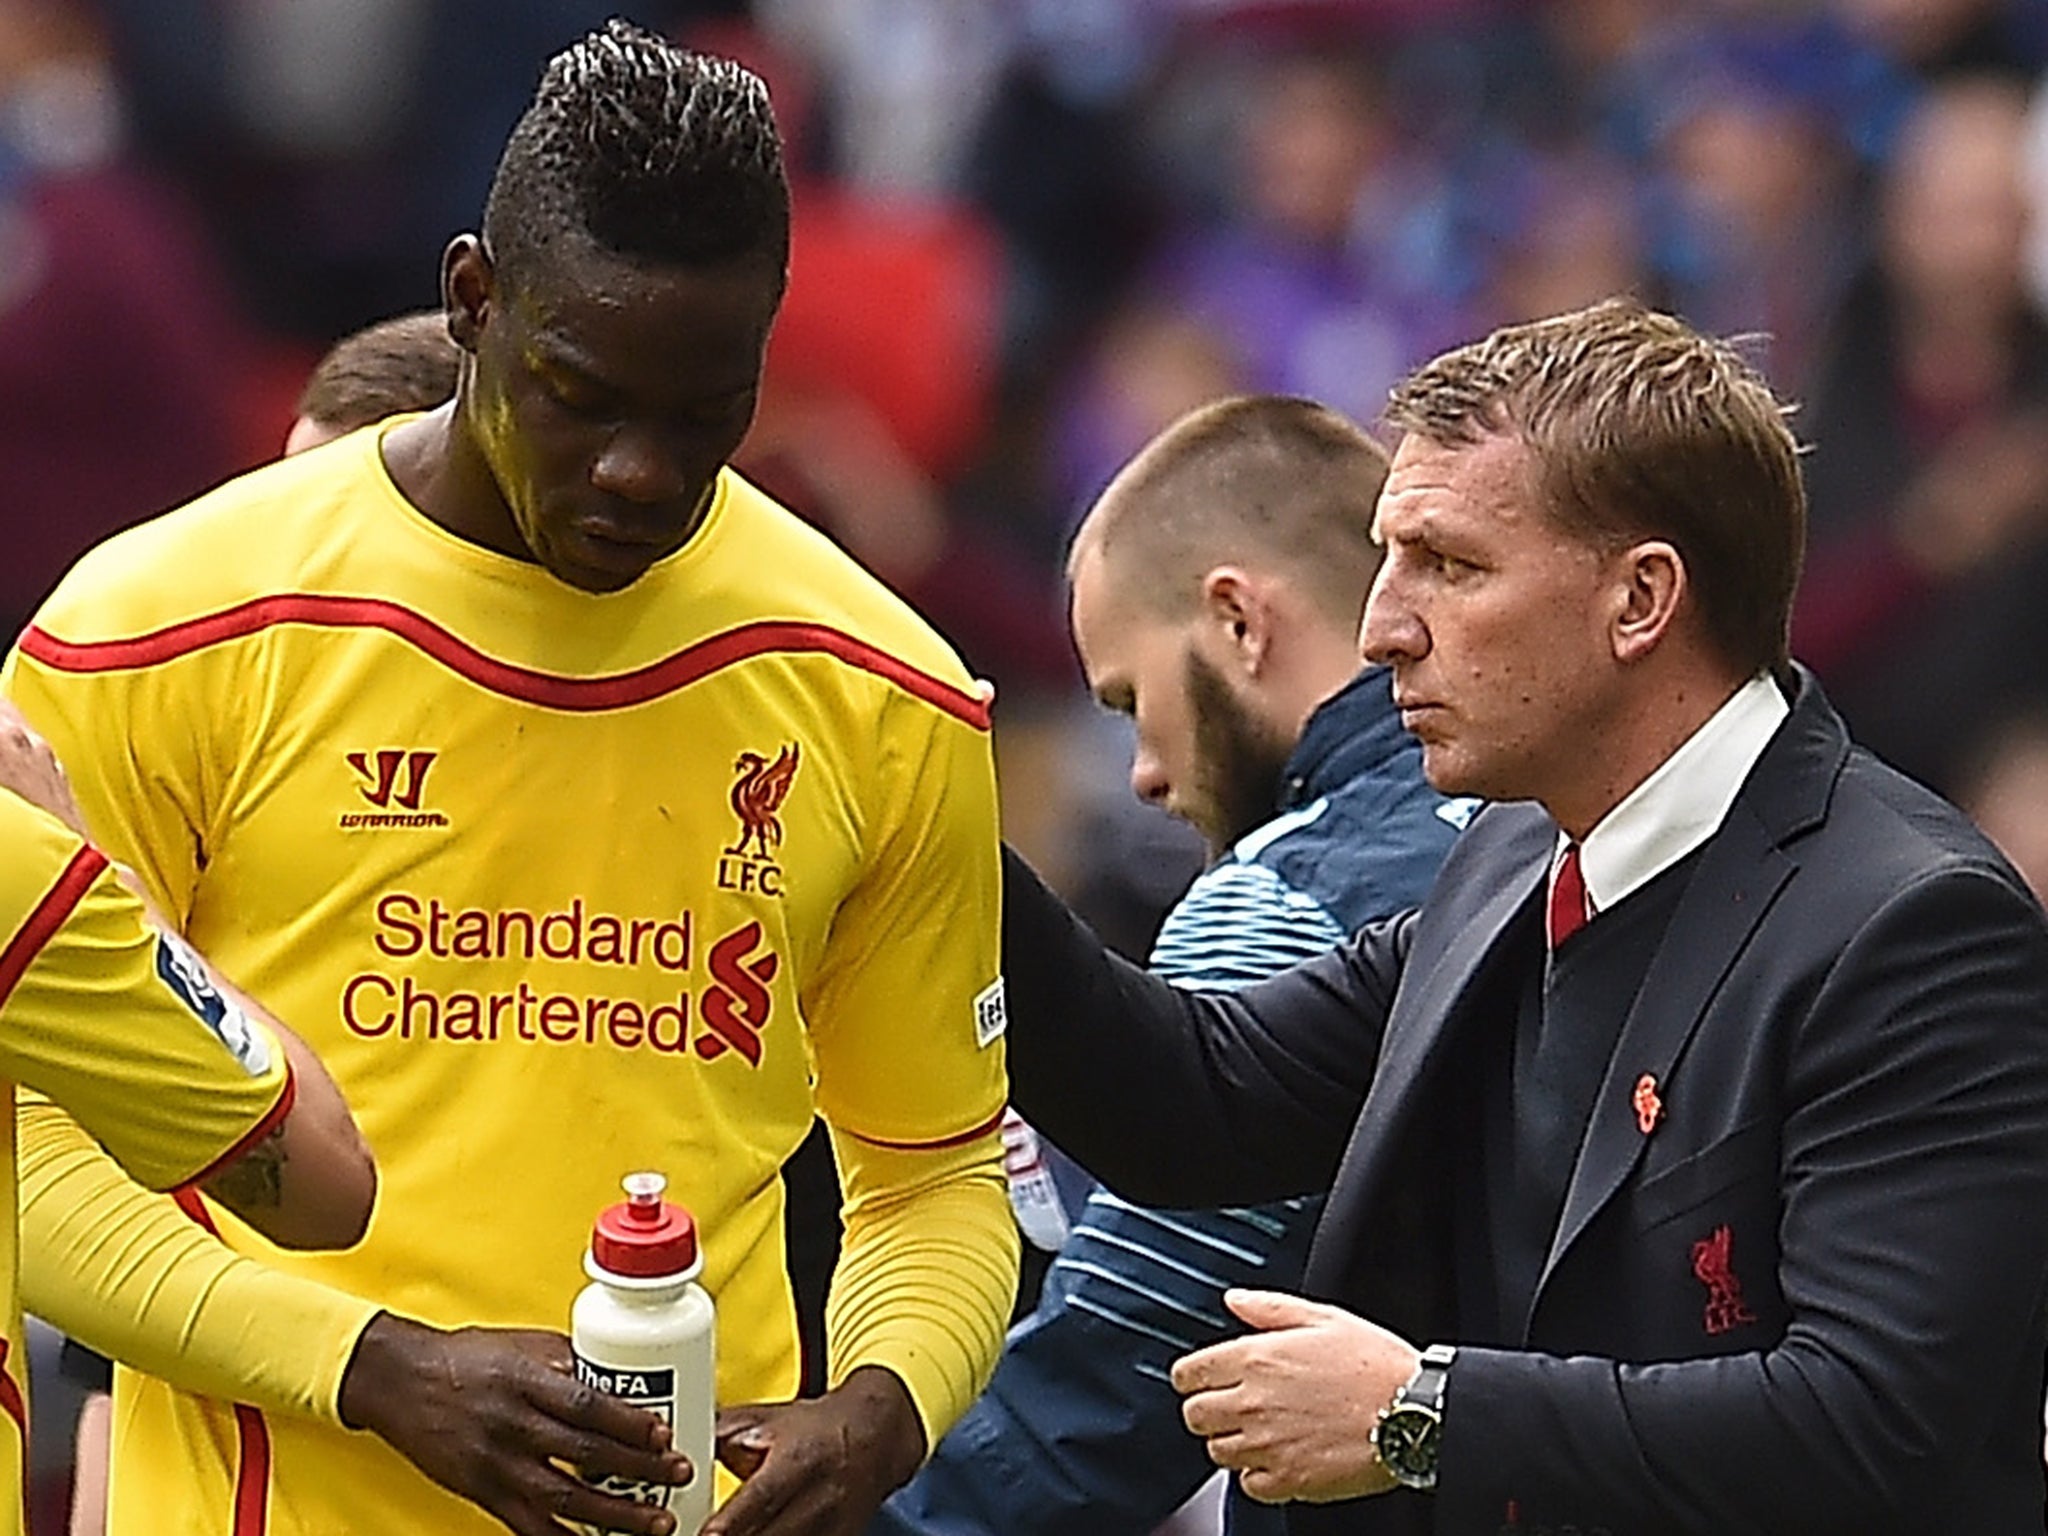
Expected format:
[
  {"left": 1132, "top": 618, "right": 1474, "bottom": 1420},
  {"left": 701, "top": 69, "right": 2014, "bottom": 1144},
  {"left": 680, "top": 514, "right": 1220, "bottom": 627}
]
[
  {"left": 1129, "top": 750, "right": 1170, "bottom": 808},
  {"left": 591, "top": 427, "right": 691, "bottom": 504},
  {"left": 1359, "top": 575, "right": 1423, "bottom": 667}
]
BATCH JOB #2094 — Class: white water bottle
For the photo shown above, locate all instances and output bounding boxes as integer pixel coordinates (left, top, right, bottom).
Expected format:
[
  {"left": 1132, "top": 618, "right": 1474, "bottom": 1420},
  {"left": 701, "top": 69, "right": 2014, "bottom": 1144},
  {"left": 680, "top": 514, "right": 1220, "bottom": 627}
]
[{"left": 571, "top": 1172, "right": 717, "bottom": 1535}]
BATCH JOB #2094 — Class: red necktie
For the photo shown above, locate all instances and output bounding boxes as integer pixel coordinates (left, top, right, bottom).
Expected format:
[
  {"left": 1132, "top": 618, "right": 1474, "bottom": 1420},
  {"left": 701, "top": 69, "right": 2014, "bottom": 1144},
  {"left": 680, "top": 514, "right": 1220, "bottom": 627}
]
[{"left": 1547, "top": 843, "right": 1590, "bottom": 950}]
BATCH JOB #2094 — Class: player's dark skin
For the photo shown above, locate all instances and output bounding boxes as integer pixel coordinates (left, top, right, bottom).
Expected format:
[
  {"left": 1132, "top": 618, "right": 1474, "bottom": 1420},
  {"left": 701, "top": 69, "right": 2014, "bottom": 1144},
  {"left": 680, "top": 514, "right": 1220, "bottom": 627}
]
[
  {"left": 344, "top": 233, "right": 930, "bottom": 1536},
  {"left": 386, "top": 233, "right": 773, "bottom": 596},
  {"left": 339, "top": 1316, "right": 691, "bottom": 1536}
]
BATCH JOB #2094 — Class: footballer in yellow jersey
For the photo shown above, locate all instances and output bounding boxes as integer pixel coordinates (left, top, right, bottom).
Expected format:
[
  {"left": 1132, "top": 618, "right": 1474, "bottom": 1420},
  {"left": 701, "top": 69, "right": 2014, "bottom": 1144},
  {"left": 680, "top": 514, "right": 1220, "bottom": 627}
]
[
  {"left": 11, "top": 27, "right": 1016, "bottom": 1536},
  {"left": 10, "top": 413, "right": 1014, "bottom": 1533},
  {"left": 0, "top": 770, "right": 378, "bottom": 1536}
]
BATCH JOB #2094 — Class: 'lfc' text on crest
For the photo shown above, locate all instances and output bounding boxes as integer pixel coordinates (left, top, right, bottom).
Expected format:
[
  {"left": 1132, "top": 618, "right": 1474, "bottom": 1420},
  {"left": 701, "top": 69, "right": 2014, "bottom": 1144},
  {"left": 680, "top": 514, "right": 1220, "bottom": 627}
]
[{"left": 719, "top": 743, "right": 799, "bottom": 897}]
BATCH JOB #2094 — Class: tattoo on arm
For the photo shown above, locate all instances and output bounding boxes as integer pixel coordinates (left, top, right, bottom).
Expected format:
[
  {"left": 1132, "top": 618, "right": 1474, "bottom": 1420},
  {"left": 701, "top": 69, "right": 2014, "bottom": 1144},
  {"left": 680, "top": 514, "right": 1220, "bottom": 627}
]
[{"left": 204, "top": 1121, "right": 288, "bottom": 1211}]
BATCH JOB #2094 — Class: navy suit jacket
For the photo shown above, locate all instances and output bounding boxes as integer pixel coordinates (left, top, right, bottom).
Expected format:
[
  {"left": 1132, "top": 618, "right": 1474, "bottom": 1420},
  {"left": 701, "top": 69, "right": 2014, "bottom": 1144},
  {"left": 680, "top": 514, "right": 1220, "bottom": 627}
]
[{"left": 1005, "top": 671, "right": 2048, "bottom": 1535}]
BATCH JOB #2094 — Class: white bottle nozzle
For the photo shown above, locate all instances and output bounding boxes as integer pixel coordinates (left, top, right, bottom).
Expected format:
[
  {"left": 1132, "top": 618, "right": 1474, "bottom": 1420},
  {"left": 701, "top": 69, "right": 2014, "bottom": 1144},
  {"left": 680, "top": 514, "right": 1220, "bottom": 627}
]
[{"left": 622, "top": 1171, "right": 667, "bottom": 1214}]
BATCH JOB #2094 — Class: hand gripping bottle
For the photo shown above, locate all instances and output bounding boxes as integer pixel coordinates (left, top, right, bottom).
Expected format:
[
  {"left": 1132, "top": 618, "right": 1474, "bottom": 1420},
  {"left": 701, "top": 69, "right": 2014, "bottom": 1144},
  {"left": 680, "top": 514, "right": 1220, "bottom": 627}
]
[{"left": 572, "top": 1172, "right": 717, "bottom": 1534}]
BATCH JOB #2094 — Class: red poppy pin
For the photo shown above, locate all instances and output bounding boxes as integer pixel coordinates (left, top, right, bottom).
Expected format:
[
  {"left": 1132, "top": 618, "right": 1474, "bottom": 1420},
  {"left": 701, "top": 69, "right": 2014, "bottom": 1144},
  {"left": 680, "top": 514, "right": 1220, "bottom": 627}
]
[{"left": 1632, "top": 1073, "right": 1663, "bottom": 1135}]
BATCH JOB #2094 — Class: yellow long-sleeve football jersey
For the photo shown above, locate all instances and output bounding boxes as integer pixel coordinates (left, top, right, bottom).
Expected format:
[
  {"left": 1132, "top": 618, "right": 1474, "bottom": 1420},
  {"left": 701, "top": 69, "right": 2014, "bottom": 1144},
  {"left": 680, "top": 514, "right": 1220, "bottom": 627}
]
[{"left": 9, "top": 424, "right": 1015, "bottom": 1536}]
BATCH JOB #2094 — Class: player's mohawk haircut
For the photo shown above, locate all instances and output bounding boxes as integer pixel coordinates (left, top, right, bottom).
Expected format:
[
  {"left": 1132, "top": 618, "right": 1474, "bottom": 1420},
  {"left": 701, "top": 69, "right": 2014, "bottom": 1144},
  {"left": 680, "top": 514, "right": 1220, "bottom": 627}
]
[{"left": 482, "top": 17, "right": 789, "bottom": 287}]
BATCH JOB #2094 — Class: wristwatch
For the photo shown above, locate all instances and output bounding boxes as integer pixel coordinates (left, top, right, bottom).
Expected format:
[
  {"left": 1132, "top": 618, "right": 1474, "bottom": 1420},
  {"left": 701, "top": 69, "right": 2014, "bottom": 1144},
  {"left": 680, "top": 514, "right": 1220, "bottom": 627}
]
[{"left": 1370, "top": 1343, "right": 1457, "bottom": 1492}]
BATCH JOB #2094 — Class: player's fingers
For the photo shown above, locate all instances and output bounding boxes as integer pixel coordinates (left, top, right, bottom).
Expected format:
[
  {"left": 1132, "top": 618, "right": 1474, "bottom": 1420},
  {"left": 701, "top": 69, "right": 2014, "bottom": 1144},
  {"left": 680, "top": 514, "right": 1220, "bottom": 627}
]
[
  {"left": 699, "top": 1446, "right": 807, "bottom": 1536},
  {"left": 1221, "top": 1287, "right": 1336, "bottom": 1332},
  {"left": 545, "top": 1420, "right": 694, "bottom": 1490},
  {"left": 490, "top": 1379, "right": 688, "bottom": 1496},
  {"left": 478, "top": 1476, "right": 676, "bottom": 1536},
  {"left": 0, "top": 705, "right": 40, "bottom": 755},
  {"left": 1199, "top": 1427, "right": 1259, "bottom": 1474},
  {"left": 0, "top": 707, "right": 82, "bottom": 829},
  {"left": 520, "top": 1360, "right": 679, "bottom": 1457},
  {"left": 530, "top": 1469, "right": 681, "bottom": 1536}
]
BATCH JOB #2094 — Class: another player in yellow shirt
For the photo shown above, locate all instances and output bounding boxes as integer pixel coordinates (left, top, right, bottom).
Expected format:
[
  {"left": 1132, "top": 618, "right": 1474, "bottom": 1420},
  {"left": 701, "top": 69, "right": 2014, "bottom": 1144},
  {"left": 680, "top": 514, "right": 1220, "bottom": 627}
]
[
  {"left": 0, "top": 708, "right": 374, "bottom": 1536},
  {"left": 10, "top": 19, "right": 1015, "bottom": 1536}
]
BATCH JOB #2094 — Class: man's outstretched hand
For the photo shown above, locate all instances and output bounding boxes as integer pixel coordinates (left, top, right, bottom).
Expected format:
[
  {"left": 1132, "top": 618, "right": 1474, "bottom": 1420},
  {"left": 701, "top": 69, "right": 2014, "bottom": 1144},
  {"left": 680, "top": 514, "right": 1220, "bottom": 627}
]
[
  {"left": 338, "top": 1312, "right": 692, "bottom": 1536},
  {"left": 704, "top": 1365, "right": 926, "bottom": 1536}
]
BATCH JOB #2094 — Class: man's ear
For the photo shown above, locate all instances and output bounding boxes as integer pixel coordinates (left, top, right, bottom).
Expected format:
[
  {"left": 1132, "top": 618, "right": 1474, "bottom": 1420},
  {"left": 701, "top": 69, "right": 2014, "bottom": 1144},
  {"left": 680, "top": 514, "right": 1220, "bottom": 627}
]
[
  {"left": 443, "top": 236, "right": 493, "bottom": 352},
  {"left": 1611, "top": 540, "right": 1688, "bottom": 664},
  {"left": 1200, "top": 566, "right": 1273, "bottom": 675}
]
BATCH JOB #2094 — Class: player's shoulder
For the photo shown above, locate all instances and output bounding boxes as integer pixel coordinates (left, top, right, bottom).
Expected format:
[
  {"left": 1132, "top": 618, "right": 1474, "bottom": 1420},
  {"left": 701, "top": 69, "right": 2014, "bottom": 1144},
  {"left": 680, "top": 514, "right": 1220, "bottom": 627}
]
[
  {"left": 32, "top": 433, "right": 377, "bottom": 643},
  {"left": 709, "top": 473, "right": 977, "bottom": 693}
]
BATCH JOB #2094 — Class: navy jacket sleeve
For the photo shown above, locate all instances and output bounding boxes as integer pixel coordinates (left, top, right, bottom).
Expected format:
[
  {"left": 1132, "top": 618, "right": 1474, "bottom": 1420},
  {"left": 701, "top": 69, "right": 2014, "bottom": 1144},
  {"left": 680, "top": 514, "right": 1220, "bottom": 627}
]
[
  {"left": 1000, "top": 844, "right": 1409, "bottom": 1209},
  {"left": 875, "top": 853, "right": 1359, "bottom": 1536}
]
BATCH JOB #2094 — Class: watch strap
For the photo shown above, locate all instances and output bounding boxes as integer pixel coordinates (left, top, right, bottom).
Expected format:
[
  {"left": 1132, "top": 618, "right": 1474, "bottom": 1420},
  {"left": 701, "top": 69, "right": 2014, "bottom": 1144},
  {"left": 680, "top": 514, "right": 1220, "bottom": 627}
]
[{"left": 1399, "top": 1342, "right": 1457, "bottom": 1415}]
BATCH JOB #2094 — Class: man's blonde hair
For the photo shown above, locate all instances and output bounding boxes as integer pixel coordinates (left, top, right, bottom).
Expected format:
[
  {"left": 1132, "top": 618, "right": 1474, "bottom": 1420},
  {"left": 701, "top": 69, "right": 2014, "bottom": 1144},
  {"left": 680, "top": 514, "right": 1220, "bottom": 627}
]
[{"left": 1073, "top": 395, "right": 1390, "bottom": 629}]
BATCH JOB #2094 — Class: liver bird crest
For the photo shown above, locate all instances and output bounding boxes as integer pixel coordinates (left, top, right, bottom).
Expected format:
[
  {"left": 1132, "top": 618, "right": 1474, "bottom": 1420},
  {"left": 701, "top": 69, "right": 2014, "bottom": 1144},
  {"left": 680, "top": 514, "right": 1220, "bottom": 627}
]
[{"left": 727, "top": 744, "right": 800, "bottom": 859}]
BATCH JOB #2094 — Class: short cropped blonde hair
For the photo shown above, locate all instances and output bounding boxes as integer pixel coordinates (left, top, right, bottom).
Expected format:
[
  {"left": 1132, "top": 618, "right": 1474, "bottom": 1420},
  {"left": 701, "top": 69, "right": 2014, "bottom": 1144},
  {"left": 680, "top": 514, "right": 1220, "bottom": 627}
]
[{"left": 1073, "top": 395, "right": 1390, "bottom": 629}]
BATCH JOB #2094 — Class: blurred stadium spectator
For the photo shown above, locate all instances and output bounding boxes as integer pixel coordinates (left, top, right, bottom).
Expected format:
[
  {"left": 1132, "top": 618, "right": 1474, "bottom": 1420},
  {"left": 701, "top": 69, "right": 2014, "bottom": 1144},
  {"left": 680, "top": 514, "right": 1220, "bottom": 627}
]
[
  {"left": 1796, "top": 72, "right": 2048, "bottom": 795},
  {"left": 0, "top": 0, "right": 255, "bottom": 643}
]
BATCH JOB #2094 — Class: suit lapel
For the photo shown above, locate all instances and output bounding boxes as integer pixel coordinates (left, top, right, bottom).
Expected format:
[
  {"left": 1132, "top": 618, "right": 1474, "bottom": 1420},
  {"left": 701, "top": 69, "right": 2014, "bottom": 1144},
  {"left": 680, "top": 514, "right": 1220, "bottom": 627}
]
[
  {"left": 1305, "top": 811, "right": 1549, "bottom": 1292},
  {"left": 1529, "top": 702, "right": 1835, "bottom": 1313}
]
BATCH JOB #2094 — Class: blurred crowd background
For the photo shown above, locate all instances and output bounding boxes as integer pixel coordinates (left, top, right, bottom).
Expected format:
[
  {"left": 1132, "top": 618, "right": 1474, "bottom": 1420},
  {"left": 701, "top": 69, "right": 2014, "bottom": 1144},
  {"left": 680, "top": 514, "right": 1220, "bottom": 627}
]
[{"left": 10, "top": 0, "right": 2048, "bottom": 1520}]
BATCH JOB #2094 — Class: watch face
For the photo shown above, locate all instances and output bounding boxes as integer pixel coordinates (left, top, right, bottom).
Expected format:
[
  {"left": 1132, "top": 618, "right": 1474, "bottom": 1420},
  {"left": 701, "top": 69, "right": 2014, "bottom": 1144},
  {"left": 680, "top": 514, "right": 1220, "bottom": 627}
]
[{"left": 1374, "top": 1405, "right": 1440, "bottom": 1482}]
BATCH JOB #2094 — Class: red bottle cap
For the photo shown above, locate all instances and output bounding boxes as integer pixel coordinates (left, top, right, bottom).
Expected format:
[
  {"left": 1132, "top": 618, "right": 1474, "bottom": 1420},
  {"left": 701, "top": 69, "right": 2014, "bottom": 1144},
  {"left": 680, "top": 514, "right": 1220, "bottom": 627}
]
[{"left": 590, "top": 1172, "right": 699, "bottom": 1279}]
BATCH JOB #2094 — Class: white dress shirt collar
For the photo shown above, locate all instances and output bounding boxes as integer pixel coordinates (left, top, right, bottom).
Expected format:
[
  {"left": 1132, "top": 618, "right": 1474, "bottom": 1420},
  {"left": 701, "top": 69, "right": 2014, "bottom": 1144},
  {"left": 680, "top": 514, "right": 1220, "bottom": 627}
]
[{"left": 1558, "top": 673, "right": 1790, "bottom": 916}]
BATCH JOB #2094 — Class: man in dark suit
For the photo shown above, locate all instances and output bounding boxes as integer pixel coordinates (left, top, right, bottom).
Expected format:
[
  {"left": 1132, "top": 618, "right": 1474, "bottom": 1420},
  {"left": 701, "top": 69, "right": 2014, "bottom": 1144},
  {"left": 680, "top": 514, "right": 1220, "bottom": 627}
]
[{"left": 999, "top": 297, "right": 2048, "bottom": 1535}]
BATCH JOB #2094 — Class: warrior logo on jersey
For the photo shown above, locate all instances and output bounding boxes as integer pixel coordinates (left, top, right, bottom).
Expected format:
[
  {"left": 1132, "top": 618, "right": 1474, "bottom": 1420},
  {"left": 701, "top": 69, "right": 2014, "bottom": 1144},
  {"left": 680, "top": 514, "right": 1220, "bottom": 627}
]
[
  {"left": 719, "top": 744, "right": 798, "bottom": 896},
  {"left": 342, "top": 749, "right": 448, "bottom": 830}
]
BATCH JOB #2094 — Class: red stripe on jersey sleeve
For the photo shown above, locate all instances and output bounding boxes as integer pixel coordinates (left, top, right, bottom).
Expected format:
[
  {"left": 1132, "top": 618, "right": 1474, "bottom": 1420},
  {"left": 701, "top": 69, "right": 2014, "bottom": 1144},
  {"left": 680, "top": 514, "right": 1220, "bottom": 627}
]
[
  {"left": 172, "top": 1183, "right": 222, "bottom": 1235},
  {"left": 20, "top": 602, "right": 993, "bottom": 728},
  {"left": 0, "top": 1338, "right": 25, "bottom": 1437},
  {"left": 83, "top": 1185, "right": 270, "bottom": 1533},
  {"left": 232, "top": 1404, "right": 273, "bottom": 1536},
  {"left": 0, "top": 844, "right": 108, "bottom": 1011},
  {"left": 0, "top": 1335, "right": 25, "bottom": 1531},
  {"left": 181, "top": 1065, "right": 297, "bottom": 1190},
  {"left": 838, "top": 1105, "right": 1006, "bottom": 1152}
]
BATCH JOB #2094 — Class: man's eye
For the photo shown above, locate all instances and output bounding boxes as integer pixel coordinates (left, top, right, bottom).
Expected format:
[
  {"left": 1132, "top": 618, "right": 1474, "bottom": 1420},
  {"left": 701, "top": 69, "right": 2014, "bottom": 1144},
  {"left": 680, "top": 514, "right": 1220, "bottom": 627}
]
[{"left": 543, "top": 373, "right": 610, "bottom": 417}]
